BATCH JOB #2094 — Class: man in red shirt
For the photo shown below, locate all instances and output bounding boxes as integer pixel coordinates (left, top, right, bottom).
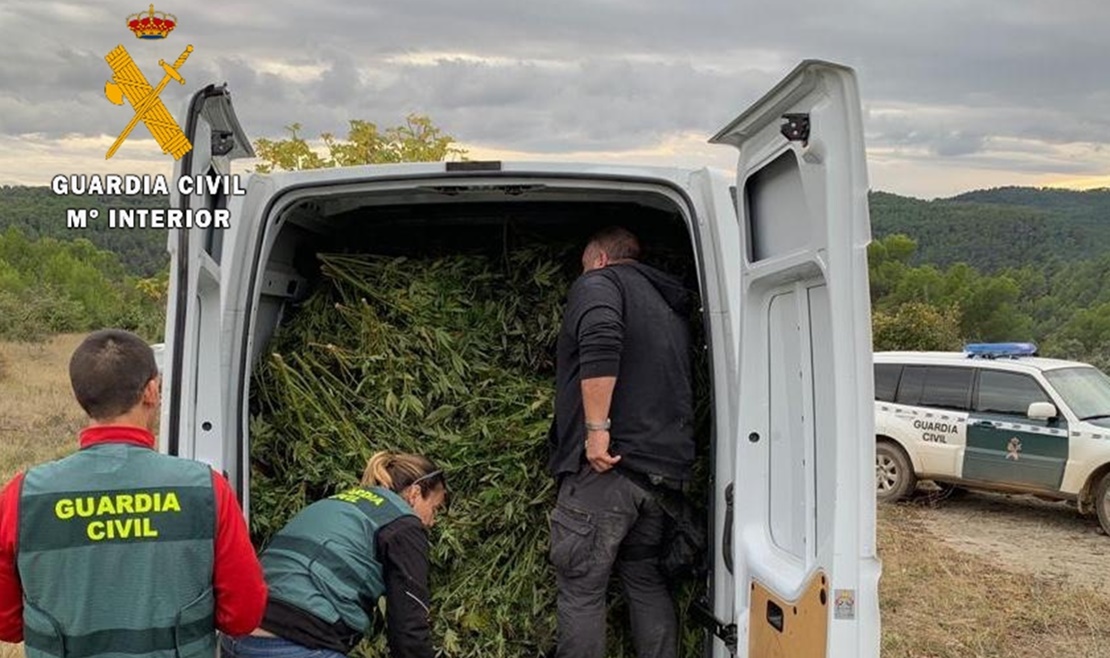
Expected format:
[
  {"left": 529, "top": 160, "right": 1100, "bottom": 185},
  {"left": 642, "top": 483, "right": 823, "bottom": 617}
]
[{"left": 0, "top": 329, "right": 267, "bottom": 657}]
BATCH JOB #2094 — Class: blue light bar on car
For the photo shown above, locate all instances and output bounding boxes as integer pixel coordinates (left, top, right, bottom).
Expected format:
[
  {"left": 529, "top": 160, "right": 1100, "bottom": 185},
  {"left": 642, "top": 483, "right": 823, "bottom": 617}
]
[{"left": 964, "top": 342, "right": 1038, "bottom": 359}]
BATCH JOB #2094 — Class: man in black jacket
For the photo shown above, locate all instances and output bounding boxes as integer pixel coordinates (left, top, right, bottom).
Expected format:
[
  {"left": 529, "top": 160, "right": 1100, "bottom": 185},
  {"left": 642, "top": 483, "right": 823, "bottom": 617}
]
[{"left": 548, "top": 226, "right": 694, "bottom": 658}]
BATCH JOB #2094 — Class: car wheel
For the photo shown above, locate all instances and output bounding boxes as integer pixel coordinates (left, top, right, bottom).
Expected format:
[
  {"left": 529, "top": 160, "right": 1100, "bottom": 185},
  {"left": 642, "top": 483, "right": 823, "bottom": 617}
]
[
  {"left": 1095, "top": 472, "right": 1110, "bottom": 535},
  {"left": 876, "top": 441, "right": 917, "bottom": 503}
]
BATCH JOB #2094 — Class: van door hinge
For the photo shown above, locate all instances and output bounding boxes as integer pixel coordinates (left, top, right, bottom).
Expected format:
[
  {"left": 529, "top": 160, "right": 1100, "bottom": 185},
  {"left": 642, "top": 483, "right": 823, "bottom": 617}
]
[
  {"left": 691, "top": 597, "right": 738, "bottom": 656},
  {"left": 780, "top": 113, "right": 810, "bottom": 142}
]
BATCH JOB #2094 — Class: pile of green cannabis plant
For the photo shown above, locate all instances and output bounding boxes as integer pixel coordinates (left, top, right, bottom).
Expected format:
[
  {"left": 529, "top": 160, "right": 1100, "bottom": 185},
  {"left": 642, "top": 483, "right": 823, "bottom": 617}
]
[{"left": 249, "top": 245, "right": 709, "bottom": 658}]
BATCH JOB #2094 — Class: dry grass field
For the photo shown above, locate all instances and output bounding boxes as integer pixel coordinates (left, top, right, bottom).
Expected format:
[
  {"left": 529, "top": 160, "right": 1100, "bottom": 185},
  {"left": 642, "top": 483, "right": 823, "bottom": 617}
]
[
  {"left": 0, "top": 334, "right": 86, "bottom": 658},
  {"left": 1, "top": 334, "right": 1109, "bottom": 657},
  {"left": 0, "top": 334, "right": 85, "bottom": 481},
  {"left": 878, "top": 502, "right": 1110, "bottom": 657}
]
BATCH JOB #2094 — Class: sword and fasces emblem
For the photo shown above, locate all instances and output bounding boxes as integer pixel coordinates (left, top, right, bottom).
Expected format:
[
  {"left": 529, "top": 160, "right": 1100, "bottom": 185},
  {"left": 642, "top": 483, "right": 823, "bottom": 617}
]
[
  {"left": 103, "top": 44, "right": 194, "bottom": 160},
  {"left": 103, "top": 6, "right": 193, "bottom": 160}
]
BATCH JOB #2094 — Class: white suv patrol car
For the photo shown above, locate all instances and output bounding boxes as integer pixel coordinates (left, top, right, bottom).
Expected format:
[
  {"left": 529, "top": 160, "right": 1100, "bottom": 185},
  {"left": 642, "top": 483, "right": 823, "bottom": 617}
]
[{"left": 874, "top": 343, "right": 1110, "bottom": 534}]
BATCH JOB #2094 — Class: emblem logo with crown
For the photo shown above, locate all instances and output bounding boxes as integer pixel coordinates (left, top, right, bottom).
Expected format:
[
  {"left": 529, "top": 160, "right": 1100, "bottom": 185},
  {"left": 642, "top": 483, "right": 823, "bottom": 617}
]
[{"left": 127, "top": 4, "right": 177, "bottom": 40}]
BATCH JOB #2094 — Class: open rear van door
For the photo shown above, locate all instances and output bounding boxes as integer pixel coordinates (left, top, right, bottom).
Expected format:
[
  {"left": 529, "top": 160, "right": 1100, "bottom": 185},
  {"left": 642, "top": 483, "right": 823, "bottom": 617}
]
[
  {"left": 707, "top": 60, "right": 879, "bottom": 658},
  {"left": 162, "top": 84, "right": 256, "bottom": 499}
]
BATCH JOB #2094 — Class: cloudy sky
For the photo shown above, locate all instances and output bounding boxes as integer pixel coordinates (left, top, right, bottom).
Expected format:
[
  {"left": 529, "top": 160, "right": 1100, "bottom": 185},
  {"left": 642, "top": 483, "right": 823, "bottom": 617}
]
[{"left": 1, "top": 0, "right": 1107, "bottom": 199}]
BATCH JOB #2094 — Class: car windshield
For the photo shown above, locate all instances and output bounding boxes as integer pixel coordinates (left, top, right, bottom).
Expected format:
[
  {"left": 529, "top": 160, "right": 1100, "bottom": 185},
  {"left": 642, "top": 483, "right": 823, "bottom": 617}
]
[{"left": 1043, "top": 366, "right": 1110, "bottom": 420}]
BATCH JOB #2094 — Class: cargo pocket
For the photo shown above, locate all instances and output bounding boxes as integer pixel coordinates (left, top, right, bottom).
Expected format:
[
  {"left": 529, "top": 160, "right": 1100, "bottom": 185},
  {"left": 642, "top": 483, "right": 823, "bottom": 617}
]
[
  {"left": 548, "top": 505, "right": 595, "bottom": 578},
  {"left": 174, "top": 587, "right": 215, "bottom": 658},
  {"left": 23, "top": 598, "right": 66, "bottom": 658}
]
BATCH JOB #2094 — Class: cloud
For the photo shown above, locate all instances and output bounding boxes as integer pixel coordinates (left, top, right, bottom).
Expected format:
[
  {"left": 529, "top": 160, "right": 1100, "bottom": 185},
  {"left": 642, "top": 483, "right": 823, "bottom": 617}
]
[{"left": 0, "top": 0, "right": 1107, "bottom": 196}]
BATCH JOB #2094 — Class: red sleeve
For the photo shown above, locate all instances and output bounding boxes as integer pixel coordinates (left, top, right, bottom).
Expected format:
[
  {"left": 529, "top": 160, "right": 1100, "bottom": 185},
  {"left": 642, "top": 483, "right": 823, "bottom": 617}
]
[
  {"left": 211, "top": 471, "right": 268, "bottom": 635},
  {"left": 0, "top": 473, "right": 24, "bottom": 643}
]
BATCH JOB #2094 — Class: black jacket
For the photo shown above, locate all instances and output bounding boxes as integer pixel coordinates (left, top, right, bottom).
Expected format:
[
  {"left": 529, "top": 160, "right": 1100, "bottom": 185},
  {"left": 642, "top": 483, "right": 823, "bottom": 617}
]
[{"left": 548, "top": 261, "right": 695, "bottom": 482}]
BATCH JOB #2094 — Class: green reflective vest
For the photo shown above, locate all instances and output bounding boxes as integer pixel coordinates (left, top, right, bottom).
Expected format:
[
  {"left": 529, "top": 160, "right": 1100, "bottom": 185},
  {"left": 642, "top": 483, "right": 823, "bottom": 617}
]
[
  {"left": 261, "top": 486, "right": 415, "bottom": 635},
  {"left": 17, "top": 443, "right": 217, "bottom": 658}
]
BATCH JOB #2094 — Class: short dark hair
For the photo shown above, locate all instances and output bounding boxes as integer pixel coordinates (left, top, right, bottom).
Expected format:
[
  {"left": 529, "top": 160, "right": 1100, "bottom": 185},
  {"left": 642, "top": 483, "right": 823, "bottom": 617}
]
[
  {"left": 588, "top": 226, "right": 641, "bottom": 261},
  {"left": 69, "top": 330, "right": 159, "bottom": 421}
]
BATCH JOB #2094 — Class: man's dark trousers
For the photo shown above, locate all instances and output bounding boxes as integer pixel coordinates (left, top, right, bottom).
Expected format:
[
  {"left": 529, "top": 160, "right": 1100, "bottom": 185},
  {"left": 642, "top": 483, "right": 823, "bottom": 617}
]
[{"left": 549, "top": 463, "right": 677, "bottom": 658}]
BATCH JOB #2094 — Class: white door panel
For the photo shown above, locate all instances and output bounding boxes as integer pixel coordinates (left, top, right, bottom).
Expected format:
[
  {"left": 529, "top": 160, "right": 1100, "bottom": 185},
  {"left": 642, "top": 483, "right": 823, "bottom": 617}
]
[{"left": 709, "top": 60, "right": 879, "bottom": 658}]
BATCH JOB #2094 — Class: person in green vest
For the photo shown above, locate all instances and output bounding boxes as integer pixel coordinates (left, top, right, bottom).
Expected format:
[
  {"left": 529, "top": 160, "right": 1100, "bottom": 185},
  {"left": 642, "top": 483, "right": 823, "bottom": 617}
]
[
  {"left": 0, "top": 329, "right": 268, "bottom": 656},
  {"left": 220, "top": 451, "right": 448, "bottom": 658}
]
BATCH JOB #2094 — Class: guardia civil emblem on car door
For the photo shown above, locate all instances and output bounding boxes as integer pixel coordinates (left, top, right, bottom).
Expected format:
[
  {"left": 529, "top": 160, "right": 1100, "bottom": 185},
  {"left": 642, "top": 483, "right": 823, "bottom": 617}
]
[{"left": 1006, "top": 437, "right": 1023, "bottom": 461}]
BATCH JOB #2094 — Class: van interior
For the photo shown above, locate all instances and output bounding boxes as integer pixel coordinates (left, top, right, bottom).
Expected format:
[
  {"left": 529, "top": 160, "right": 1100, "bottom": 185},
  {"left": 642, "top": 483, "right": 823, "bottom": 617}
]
[{"left": 241, "top": 178, "right": 720, "bottom": 652}]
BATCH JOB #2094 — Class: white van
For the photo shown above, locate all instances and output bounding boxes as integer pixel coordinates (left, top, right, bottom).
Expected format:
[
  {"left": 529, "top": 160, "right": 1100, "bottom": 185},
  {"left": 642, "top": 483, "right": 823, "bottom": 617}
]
[
  {"left": 160, "top": 60, "right": 879, "bottom": 658},
  {"left": 874, "top": 345, "right": 1110, "bottom": 534}
]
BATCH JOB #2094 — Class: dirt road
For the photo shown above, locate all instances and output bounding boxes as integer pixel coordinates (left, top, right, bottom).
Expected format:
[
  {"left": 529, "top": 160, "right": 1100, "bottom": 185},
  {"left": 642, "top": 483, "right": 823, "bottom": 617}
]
[{"left": 911, "top": 488, "right": 1110, "bottom": 595}]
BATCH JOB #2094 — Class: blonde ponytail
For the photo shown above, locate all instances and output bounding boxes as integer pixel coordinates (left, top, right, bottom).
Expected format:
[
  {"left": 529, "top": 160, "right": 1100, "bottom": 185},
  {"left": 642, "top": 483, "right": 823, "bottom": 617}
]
[
  {"left": 363, "top": 451, "right": 396, "bottom": 489},
  {"left": 362, "top": 451, "right": 445, "bottom": 496}
]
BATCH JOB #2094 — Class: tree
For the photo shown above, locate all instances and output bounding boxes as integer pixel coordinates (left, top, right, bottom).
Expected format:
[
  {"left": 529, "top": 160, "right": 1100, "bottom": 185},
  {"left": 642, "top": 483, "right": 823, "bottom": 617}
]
[
  {"left": 867, "top": 233, "right": 917, "bottom": 303},
  {"left": 253, "top": 115, "right": 468, "bottom": 173},
  {"left": 872, "top": 302, "right": 963, "bottom": 352},
  {"left": 1050, "top": 303, "right": 1110, "bottom": 356},
  {"left": 958, "top": 276, "right": 1033, "bottom": 342}
]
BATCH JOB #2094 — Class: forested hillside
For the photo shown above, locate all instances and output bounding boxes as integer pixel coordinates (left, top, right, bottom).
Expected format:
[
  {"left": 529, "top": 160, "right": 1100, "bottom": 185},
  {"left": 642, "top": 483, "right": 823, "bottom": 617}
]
[
  {"left": 954, "top": 186, "right": 1110, "bottom": 216},
  {"left": 868, "top": 231, "right": 1110, "bottom": 368},
  {"left": 0, "top": 186, "right": 168, "bottom": 276},
  {"left": 869, "top": 188, "right": 1110, "bottom": 271}
]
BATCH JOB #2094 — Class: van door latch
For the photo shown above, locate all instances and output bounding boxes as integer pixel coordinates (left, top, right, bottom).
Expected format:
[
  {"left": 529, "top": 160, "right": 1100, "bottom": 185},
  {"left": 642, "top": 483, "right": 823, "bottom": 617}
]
[
  {"left": 690, "top": 597, "right": 738, "bottom": 656},
  {"left": 211, "top": 130, "right": 236, "bottom": 156},
  {"left": 780, "top": 113, "right": 810, "bottom": 142}
]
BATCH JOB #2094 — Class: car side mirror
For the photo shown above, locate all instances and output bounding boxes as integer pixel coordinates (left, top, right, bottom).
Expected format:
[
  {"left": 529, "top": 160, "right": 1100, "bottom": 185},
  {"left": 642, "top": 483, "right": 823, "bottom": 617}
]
[{"left": 1027, "top": 401, "right": 1057, "bottom": 421}]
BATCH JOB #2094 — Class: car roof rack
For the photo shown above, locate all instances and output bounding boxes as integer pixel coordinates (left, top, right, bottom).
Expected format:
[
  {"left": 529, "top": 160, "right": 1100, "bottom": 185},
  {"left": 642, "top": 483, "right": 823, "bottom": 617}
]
[{"left": 964, "top": 342, "right": 1038, "bottom": 359}]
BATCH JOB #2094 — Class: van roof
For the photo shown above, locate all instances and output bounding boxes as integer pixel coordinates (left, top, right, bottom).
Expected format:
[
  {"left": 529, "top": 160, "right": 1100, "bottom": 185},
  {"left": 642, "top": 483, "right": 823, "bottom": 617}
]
[
  {"left": 873, "top": 350, "right": 1092, "bottom": 373},
  {"left": 240, "top": 161, "right": 732, "bottom": 188}
]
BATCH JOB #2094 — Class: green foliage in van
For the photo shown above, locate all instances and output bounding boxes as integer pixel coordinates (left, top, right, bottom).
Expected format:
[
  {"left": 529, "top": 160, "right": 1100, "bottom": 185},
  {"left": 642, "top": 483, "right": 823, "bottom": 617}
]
[{"left": 249, "top": 249, "right": 710, "bottom": 657}]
